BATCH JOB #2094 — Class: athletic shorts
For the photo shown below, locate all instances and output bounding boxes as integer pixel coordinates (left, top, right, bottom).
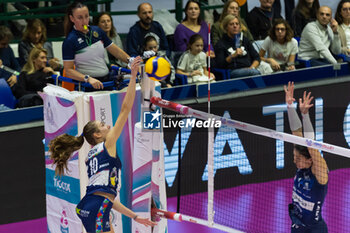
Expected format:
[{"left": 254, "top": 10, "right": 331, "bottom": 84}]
[
  {"left": 291, "top": 219, "right": 328, "bottom": 233},
  {"left": 76, "top": 194, "right": 113, "bottom": 233}
]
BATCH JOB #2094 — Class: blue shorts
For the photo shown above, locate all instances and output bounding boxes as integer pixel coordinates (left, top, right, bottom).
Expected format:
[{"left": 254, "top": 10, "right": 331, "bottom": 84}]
[
  {"left": 291, "top": 219, "right": 328, "bottom": 233},
  {"left": 76, "top": 194, "right": 113, "bottom": 233}
]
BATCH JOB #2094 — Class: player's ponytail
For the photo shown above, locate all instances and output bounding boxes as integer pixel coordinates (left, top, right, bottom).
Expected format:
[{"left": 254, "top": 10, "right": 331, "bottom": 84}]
[{"left": 49, "top": 134, "right": 84, "bottom": 176}]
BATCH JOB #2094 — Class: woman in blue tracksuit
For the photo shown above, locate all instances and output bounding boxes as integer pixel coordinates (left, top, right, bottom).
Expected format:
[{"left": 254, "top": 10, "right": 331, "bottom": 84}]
[
  {"left": 284, "top": 81, "right": 328, "bottom": 233},
  {"left": 49, "top": 57, "right": 156, "bottom": 233}
]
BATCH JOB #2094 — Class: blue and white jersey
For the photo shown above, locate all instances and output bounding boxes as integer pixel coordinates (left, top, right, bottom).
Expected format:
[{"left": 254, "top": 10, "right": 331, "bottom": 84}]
[
  {"left": 62, "top": 25, "right": 113, "bottom": 78},
  {"left": 292, "top": 167, "right": 328, "bottom": 226},
  {"left": 85, "top": 142, "right": 122, "bottom": 196}
]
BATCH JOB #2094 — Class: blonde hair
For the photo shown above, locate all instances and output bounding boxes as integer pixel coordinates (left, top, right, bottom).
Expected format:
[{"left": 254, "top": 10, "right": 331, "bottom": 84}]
[
  {"left": 220, "top": 14, "right": 247, "bottom": 33},
  {"left": 22, "top": 47, "right": 47, "bottom": 74}
]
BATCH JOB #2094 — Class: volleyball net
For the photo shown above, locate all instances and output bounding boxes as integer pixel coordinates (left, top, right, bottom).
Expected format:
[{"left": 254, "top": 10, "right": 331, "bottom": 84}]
[{"left": 151, "top": 96, "right": 350, "bottom": 233}]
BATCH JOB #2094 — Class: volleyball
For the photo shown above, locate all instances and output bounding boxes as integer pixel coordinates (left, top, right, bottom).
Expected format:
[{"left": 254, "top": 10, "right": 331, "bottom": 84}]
[{"left": 145, "top": 56, "right": 171, "bottom": 81}]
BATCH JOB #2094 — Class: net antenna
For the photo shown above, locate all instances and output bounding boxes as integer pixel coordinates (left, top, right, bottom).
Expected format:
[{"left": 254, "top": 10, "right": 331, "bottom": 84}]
[{"left": 207, "top": 23, "right": 215, "bottom": 228}]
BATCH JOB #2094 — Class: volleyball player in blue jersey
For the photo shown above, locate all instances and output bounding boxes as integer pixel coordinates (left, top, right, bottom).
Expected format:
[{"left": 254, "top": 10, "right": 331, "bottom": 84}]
[
  {"left": 49, "top": 57, "right": 156, "bottom": 232},
  {"left": 284, "top": 81, "right": 328, "bottom": 233}
]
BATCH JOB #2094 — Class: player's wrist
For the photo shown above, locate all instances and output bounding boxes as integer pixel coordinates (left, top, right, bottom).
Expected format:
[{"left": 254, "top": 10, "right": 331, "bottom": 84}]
[
  {"left": 133, "top": 215, "right": 138, "bottom": 220},
  {"left": 84, "top": 75, "right": 90, "bottom": 83}
]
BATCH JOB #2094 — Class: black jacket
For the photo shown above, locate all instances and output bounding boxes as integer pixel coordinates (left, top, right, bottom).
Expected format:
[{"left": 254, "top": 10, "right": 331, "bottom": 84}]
[
  {"left": 12, "top": 69, "right": 54, "bottom": 99},
  {"left": 246, "top": 7, "right": 282, "bottom": 40},
  {"left": 214, "top": 34, "right": 260, "bottom": 70}
]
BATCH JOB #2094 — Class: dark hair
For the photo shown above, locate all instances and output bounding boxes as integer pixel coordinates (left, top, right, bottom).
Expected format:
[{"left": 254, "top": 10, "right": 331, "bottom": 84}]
[
  {"left": 64, "top": 1, "right": 88, "bottom": 37},
  {"left": 137, "top": 2, "right": 152, "bottom": 14},
  {"left": 143, "top": 35, "right": 157, "bottom": 48},
  {"left": 49, "top": 121, "right": 98, "bottom": 176},
  {"left": 294, "top": 145, "right": 311, "bottom": 159},
  {"left": 269, "top": 18, "right": 294, "bottom": 42},
  {"left": 183, "top": 0, "right": 202, "bottom": 25},
  {"left": 0, "top": 25, "right": 13, "bottom": 41},
  {"left": 335, "top": 0, "right": 350, "bottom": 25},
  {"left": 295, "top": 0, "right": 320, "bottom": 20},
  {"left": 219, "top": 0, "right": 240, "bottom": 22},
  {"left": 187, "top": 34, "right": 203, "bottom": 50},
  {"left": 93, "top": 12, "right": 117, "bottom": 38},
  {"left": 22, "top": 19, "right": 47, "bottom": 44}
]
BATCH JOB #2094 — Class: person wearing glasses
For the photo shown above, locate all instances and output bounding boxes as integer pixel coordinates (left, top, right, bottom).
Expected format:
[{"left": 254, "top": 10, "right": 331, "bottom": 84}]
[
  {"left": 335, "top": 0, "right": 350, "bottom": 56},
  {"left": 298, "top": 6, "right": 341, "bottom": 67},
  {"left": 259, "top": 19, "right": 298, "bottom": 72},
  {"left": 211, "top": 0, "right": 253, "bottom": 46}
]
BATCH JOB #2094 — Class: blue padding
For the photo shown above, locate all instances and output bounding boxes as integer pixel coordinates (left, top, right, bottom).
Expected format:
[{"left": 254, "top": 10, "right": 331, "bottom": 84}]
[
  {"left": 0, "top": 79, "right": 17, "bottom": 109},
  {"left": 161, "top": 84, "right": 197, "bottom": 100},
  {"left": 0, "top": 105, "right": 43, "bottom": 127}
]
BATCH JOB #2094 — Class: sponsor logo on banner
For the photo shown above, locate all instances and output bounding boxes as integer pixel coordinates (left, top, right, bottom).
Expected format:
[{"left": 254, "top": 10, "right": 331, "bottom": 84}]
[
  {"left": 100, "top": 107, "right": 106, "bottom": 123},
  {"left": 54, "top": 177, "right": 71, "bottom": 193},
  {"left": 60, "top": 208, "right": 69, "bottom": 233}
]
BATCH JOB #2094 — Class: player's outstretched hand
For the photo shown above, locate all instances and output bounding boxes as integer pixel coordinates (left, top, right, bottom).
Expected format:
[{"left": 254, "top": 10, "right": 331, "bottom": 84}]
[
  {"left": 284, "top": 81, "right": 295, "bottom": 105},
  {"left": 299, "top": 91, "right": 314, "bottom": 114},
  {"left": 130, "top": 56, "right": 142, "bottom": 79},
  {"left": 134, "top": 216, "right": 157, "bottom": 227}
]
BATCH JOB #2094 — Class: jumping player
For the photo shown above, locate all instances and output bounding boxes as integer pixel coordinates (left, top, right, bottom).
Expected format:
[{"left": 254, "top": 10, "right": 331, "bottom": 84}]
[
  {"left": 49, "top": 57, "right": 156, "bottom": 232},
  {"left": 284, "top": 81, "right": 328, "bottom": 233}
]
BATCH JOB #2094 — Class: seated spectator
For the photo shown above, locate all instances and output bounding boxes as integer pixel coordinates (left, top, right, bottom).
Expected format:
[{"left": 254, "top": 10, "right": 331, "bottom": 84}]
[
  {"left": 291, "top": 0, "right": 320, "bottom": 37},
  {"left": 143, "top": 35, "right": 174, "bottom": 88},
  {"left": 127, "top": 3, "right": 170, "bottom": 58},
  {"left": 0, "top": 25, "right": 20, "bottom": 87},
  {"left": 335, "top": 0, "right": 350, "bottom": 56},
  {"left": 215, "top": 15, "right": 261, "bottom": 79},
  {"left": 62, "top": 2, "right": 130, "bottom": 90},
  {"left": 259, "top": 19, "right": 298, "bottom": 72},
  {"left": 298, "top": 6, "right": 341, "bottom": 66},
  {"left": 176, "top": 34, "right": 215, "bottom": 84},
  {"left": 211, "top": 0, "right": 253, "bottom": 46},
  {"left": 94, "top": 12, "right": 127, "bottom": 67},
  {"left": 246, "top": 0, "right": 283, "bottom": 40},
  {"left": 12, "top": 47, "right": 55, "bottom": 108},
  {"left": 18, "top": 19, "right": 61, "bottom": 70},
  {"left": 174, "top": 0, "right": 214, "bottom": 57}
]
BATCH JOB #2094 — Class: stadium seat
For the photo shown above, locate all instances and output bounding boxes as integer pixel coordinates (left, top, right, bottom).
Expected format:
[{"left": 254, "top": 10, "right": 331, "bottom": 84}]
[
  {"left": 0, "top": 79, "right": 17, "bottom": 109},
  {"left": 174, "top": 74, "right": 188, "bottom": 85}
]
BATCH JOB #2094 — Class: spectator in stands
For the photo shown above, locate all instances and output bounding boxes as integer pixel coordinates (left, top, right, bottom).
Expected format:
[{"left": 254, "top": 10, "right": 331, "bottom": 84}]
[
  {"left": 259, "top": 19, "right": 298, "bottom": 72},
  {"left": 0, "top": 25, "right": 20, "bottom": 87},
  {"left": 62, "top": 1, "right": 130, "bottom": 90},
  {"left": 335, "top": 0, "right": 350, "bottom": 56},
  {"left": 215, "top": 15, "right": 260, "bottom": 79},
  {"left": 246, "top": 0, "right": 283, "bottom": 40},
  {"left": 12, "top": 47, "right": 55, "bottom": 108},
  {"left": 94, "top": 12, "right": 127, "bottom": 67},
  {"left": 211, "top": 0, "right": 253, "bottom": 46},
  {"left": 18, "top": 19, "right": 61, "bottom": 70},
  {"left": 127, "top": 3, "right": 170, "bottom": 58},
  {"left": 273, "top": 0, "right": 295, "bottom": 24},
  {"left": 174, "top": 0, "right": 214, "bottom": 57},
  {"left": 143, "top": 35, "right": 174, "bottom": 88},
  {"left": 176, "top": 34, "right": 215, "bottom": 84},
  {"left": 298, "top": 6, "right": 341, "bottom": 66},
  {"left": 291, "top": 0, "right": 320, "bottom": 37}
]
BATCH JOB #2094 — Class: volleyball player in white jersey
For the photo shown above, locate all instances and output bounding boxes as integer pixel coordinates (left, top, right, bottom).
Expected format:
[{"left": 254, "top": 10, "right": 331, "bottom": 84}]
[
  {"left": 284, "top": 81, "right": 328, "bottom": 233},
  {"left": 49, "top": 57, "right": 156, "bottom": 232}
]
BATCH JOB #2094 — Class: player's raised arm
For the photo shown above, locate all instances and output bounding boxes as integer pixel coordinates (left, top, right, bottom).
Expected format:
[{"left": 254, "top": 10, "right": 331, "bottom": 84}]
[
  {"left": 284, "top": 81, "right": 302, "bottom": 137},
  {"left": 104, "top": 56, "right": 141, "bottom": 157}
]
